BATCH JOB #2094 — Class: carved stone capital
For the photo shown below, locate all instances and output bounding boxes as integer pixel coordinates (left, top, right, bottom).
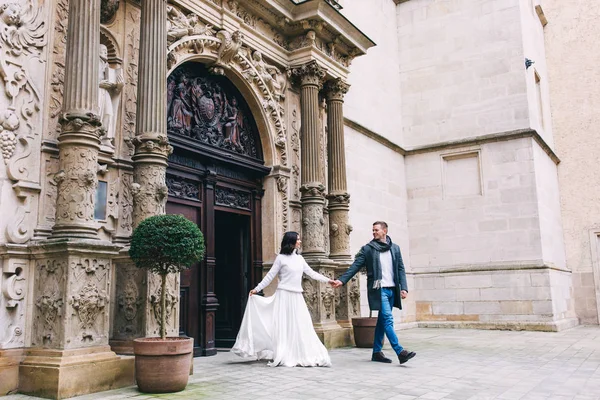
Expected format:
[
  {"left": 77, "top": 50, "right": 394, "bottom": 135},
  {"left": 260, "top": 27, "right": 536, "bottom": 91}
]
[
  {"left": 290, "top": 61, "right": 326, "bottom": 88},
  {"left": 324, "top": 78, "right": 350, "bottom": 102},
  {"left": 300, "top": 182, "right": 326, "bottom": 199},
  {"left": 327, "top": 192, "right": 350, "bottom": 207},
  {"left": 58, "top": 113, "right": 102, "bottom": 138},
  {"left": 131, "top": 134, "right": 173, "bottom": 159}
]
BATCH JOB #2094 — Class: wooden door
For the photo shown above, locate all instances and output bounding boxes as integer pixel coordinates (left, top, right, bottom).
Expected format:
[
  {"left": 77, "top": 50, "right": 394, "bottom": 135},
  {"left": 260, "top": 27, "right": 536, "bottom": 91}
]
[
  {"left": 214, "top": 211, "right": 251, "bottom": 348},
  {"left": 165, "top": 201, "right": 201, "bottom": 351}
]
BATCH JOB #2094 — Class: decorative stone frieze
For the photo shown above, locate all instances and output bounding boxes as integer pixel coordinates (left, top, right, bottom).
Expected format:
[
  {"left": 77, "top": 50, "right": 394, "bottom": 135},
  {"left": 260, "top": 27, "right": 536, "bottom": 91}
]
[{"left": 0, "top": 0, "right": 47, "bottom": 244}]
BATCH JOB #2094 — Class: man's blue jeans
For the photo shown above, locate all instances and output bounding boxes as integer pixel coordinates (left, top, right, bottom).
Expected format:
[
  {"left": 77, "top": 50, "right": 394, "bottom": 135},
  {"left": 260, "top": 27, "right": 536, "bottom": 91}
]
[{"left": 373, "top": 287, "right": 403, "bottom": 355}]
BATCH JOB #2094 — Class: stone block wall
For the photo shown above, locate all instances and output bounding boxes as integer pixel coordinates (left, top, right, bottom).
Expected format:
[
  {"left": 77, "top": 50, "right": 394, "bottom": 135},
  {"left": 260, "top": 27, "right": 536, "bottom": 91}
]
[
  {"left": 415, "top": 268, "right": 576, "bottom": 330},
  {"left": 344, "top": 125, "right": 415, "bottom": 324},
  {"left": 544, "top": 0, "right": 600, "bottom": 324},
  {"left": 397, "top": 0, "right": 529, "bottom": 147}
]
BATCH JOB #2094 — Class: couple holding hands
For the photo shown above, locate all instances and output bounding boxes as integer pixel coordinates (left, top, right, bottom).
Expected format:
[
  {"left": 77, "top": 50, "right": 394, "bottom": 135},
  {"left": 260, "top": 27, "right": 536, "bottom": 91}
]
[{"left": 231, "top": 221, "right": 416, "bottom": 367}]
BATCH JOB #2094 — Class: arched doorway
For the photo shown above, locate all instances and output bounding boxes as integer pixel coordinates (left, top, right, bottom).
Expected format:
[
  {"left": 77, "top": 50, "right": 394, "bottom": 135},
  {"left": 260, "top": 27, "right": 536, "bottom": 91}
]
[{"left": 165, "top": 62, "right": 270, "bottom": 356}]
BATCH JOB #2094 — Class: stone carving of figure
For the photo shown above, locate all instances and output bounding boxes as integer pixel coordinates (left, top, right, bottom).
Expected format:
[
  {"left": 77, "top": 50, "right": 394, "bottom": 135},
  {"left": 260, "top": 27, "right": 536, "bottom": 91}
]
[
  {"left": 166, "top": 5, "right": 212, "bottom": 43},
  {"left": 223, "top": 96, "right": 241, "bottom": 149},
  {"left": 169, "top": 74, "right": 193, "bottom": 134},
  {"left": 98, "top": 44, "right": 123, "bottom": 145},
  {"left": 216, "top": 30, "right": 242, "bottom": 65},
  {"left": 251, "top": 51, "right": 286, "bottom": 101}
]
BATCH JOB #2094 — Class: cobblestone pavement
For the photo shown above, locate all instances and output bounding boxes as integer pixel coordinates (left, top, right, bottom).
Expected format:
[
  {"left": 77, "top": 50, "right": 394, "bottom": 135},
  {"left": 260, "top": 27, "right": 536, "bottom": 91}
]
[{"left": 7, "top": 327, "right": 600, "bottom": 400}]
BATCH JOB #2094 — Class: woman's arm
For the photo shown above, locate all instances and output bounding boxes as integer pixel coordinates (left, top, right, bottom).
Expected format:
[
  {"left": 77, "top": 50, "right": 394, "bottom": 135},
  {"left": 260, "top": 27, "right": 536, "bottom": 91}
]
[
  {"left": 252, "top": 257, "right": 282, "bottom": 294},
  {"left": 302, "top": 258, "right": 332, "bottom": 283}
]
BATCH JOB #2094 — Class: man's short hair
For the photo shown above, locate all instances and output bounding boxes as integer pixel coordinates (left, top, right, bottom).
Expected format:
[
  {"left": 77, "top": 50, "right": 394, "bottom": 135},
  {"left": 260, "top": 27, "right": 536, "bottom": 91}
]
[{"left": 373, "top": 221, "right": 388, "bottom": 229}]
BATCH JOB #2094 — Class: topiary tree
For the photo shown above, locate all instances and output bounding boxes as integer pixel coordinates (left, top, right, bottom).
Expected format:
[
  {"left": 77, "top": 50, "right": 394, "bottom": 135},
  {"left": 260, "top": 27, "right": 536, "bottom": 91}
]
[{"left": 129, "top": 214, "right": 205, "bottom": 339}]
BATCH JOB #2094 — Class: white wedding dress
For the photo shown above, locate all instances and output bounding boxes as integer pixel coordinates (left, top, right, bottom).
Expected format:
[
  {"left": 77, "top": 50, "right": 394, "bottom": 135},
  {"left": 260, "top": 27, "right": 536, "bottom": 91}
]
[{"left": 231, "top": 252, "right": 332, "bottom": 367}]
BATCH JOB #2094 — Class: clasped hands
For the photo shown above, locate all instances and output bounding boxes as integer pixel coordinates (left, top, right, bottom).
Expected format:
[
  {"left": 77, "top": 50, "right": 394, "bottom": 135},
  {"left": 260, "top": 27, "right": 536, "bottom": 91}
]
[{"left": 328, "top": 279, "right": 343, "bottom": 288}]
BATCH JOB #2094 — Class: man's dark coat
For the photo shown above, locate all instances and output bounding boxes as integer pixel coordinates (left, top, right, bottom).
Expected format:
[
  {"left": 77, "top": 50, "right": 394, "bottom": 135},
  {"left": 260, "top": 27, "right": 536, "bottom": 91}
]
[{"left": 338, "top": 242, "right": 408, "bottom": 311}]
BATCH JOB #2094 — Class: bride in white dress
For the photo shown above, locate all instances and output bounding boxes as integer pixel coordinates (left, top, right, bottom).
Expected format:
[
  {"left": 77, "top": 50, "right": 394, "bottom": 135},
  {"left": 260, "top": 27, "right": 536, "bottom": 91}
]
[{"left": 231, "top": 231, "right": 335, "bottom": 367}]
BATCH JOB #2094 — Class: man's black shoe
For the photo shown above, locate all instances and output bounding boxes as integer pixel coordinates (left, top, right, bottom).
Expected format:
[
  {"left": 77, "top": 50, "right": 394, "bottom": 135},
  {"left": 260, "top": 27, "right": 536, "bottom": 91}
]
[
  {"left": 371, "top": 352, "right": 392, "bottom": 363},
  {"left": 398, "top": 350, "right": 416, "bottom": 364}
]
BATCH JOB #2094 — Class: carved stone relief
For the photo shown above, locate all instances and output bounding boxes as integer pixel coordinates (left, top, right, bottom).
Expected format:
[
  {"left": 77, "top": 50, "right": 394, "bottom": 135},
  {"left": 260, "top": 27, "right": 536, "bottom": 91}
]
[
  {"left": 147, "top": 273, "right": 179, "bottom": 337},
  {"left": 67, "top": 257, "right": 111, "bottom": 346},
  {"left": 300, "top": 199, "right": 325, "bottom": 253},
  {"left": 166, "top": 174, "right": 200, "bottom": 201},
  {"left": 215, "top": 186, "right": 251, "bottom": 210},
  {"left": 301, "top": 275, "right": 318, "bottom": 322},
  {"left": 166, "top": 7, "right": 287, "bottom": 165},
  {"left": 167, "top": 63, "right": 261, "bottom": 160},
  {"left": 32, "top": 259, "right": 66, "bottom": 347},
  {"left": 348, "top": 276, "right": 361, "bottom": 317},
  {"left": 46, "top": 0, "right": 68, "bottom": 141},
  {"left": 0, "top": 0, "right": 48, "bottom": 244},
  {"left": 54, "top": 146, "right": 98, "bottom": 224},
  {"left": 1, "top": 259, "right": 28, "bottom": 348},
  {"left": 132, "top": 163, "right": 168, "bottom": 227},
  {"left": 112, "top": 263, "right": 143, "bottom": 339},
  {"left": 120, "top": 10, "right": 140, "bottom": 158},
  {"left": 35, "top": 154, "right": 59, "bottom": 238},
  {"left": 115, "top": 171, "right": 133, "bottom": 241},
  {"left": 276, "top": 176, "right": 288, "bottom": 233},
  {"left": 100, "top": 0, "right": 120, "bottom": 25}
]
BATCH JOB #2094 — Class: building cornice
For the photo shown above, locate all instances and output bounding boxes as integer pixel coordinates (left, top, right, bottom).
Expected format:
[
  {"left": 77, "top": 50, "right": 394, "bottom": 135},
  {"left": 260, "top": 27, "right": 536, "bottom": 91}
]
[{"left": 344, "top": 118, "right": 560, "bottom": 164}]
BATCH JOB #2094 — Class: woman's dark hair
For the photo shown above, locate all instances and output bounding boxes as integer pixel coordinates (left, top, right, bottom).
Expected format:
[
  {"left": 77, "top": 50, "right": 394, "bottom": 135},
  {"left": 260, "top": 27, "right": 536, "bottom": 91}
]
[{"left": 280, "top": 231, "right": 299, "bottom": 255}]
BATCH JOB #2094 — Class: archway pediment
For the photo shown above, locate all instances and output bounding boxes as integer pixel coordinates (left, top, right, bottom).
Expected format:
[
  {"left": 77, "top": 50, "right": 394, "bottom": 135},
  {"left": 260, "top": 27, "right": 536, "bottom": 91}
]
[{"left": 167, "top": 29, "right": 287, "bottom": 168}]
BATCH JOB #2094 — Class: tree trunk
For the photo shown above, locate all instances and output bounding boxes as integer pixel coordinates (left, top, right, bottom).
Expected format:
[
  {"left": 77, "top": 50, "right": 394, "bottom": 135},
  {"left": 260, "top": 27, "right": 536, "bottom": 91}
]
[{"left": 160, "top": 273, "right": 167, "bottom": 339}]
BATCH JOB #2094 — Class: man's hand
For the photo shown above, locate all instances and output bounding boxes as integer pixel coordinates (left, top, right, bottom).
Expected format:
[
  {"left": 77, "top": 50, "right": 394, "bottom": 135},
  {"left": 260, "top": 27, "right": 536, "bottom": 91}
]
[
  {"left": 400, "top": 290, "right": 408, "bottom": 299},
  {"left": 331, "top": 280, "right": 343, "bottom": 288}
]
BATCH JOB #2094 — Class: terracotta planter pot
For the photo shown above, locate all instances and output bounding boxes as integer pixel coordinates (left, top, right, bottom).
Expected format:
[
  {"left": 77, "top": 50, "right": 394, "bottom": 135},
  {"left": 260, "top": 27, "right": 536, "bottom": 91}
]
[
  {"left": 352, "top": 317, "right": 377, "bottom": 348},
  {"left": 133, "top": 337, "right": 193, "bottom": 393}
]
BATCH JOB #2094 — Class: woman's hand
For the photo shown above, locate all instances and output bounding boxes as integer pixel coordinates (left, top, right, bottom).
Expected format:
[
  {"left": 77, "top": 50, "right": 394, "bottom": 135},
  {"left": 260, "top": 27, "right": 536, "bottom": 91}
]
[{"left": 249, "top": 289, "right": 257, "bottom": 296}]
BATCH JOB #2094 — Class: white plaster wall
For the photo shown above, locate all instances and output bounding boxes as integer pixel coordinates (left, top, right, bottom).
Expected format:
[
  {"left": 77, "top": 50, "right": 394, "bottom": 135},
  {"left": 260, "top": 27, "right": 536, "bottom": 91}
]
[
  {"left": 544, "top": 0, "right": 600, "bottom": 323},
  {"left": 406, "top": 138, "right": 544, "bottom": 269},
  {"left": 344, "top": 125, "right": 414, "bottom": 323},
  {"left": 397, "top": 0, "right": 529, "bottom": 147},
  {"left": 337, "top": 0, "right": 402, "bottom": 144},
  {"left": 532, "top": 143, "right": 566, "bottom": 269}
]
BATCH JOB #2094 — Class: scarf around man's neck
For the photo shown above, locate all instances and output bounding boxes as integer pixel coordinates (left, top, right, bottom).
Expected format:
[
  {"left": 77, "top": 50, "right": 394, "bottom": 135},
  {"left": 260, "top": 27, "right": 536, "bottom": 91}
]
[{"left": 367, "top": 236, "right": 392, "bottom": 289}]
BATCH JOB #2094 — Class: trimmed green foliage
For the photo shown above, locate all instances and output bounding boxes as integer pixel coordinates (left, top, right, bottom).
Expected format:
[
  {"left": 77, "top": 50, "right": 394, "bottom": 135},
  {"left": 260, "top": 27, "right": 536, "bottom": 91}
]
[
  {"left": 130, "top": 214, "right": 205, "bottom": 339},
  {"left": 129, "top": 214, "right": 205, "bottom": 276}
]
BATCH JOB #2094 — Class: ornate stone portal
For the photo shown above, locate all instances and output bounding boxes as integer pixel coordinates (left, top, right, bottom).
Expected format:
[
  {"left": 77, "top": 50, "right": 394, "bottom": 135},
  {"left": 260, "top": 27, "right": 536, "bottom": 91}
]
[{"left": 0, "top": 0, "right": 373, "bottom": 396}]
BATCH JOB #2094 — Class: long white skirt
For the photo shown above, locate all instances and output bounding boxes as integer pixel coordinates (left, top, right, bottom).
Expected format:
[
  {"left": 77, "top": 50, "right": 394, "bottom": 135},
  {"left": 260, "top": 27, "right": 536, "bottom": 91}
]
[{"left": 231, "top": 289, "right": 331, "bottom": 367}]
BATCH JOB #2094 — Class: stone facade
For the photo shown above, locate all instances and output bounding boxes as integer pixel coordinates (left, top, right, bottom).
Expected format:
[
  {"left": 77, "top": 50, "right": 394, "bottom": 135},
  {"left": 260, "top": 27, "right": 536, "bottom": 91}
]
[{"left": 0, "top": 0, "right": 599, "bottom": 397}]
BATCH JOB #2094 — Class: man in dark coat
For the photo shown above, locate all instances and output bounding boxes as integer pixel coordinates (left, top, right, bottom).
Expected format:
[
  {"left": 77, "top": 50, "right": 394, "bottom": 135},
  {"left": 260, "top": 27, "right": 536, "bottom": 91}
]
[{"left": 333, "top": 221, "right": 416, "bottom": 365}]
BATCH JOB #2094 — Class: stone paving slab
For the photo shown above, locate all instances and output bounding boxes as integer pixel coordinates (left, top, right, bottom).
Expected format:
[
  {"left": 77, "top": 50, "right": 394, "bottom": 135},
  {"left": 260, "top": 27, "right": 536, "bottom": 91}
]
[{"left": 6, "top": 327, "right": 600, "bottom": 400}]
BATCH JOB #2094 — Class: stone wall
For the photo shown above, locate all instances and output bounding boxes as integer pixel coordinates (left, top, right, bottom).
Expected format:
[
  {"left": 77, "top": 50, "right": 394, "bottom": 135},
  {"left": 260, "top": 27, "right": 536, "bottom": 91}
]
[
  {"left": 544, "top": 0, "right": 600, "bottom": 324},
  {"left": 338, "top": 0, "right": 402, "bottom": 143},
  {"left": 397, "top": 0, "right": 529, "bottom": 147},
  {"left": 344, "top": 124, "right": 415, "bottom": 324}
]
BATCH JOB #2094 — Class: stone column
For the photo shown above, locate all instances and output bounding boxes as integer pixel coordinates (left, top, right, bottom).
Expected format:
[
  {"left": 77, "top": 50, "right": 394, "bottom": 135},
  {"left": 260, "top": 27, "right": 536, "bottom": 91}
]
[
  {"left": 324, "top": 78, "right": 352, "bottom": 261},
  {"left": 51, "top": 0, "right": 102, "bottom": 239},
  {"left": 290, "top": 61, "right": 327, "bottom": 258},
  {"left": 131, "top": 0, "right": 170, "bottom": 226},
  {"left": 19, "top": 1, "right": 134, "bottom": 397},
  {"left": 111, "top": 0, "right": 176, "bottom": 353}
]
